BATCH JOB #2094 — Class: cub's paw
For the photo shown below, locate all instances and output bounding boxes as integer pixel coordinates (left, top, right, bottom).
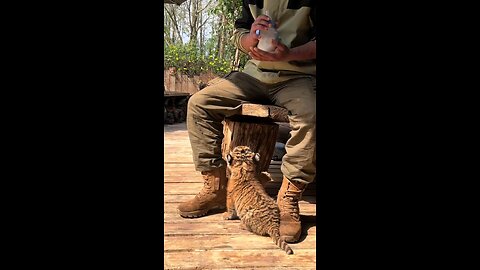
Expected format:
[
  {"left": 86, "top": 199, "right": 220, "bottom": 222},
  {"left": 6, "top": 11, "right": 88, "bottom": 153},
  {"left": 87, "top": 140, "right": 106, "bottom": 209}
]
[{"left": 223, "top": 212, "right": 238, "bottom": 220}]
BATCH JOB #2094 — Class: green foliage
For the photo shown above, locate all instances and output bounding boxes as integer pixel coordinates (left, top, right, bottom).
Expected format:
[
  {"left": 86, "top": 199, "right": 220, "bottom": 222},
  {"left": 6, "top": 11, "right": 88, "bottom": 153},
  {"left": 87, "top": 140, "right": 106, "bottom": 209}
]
[
  {"left": 164, "top": 43, "right": 232, "bottom": 77},
  {"left": 211, "top": 0, "right": 242, "bottom": 22},
  {"left": 163, "top": 0, "right": 250, "bottom": 76}
]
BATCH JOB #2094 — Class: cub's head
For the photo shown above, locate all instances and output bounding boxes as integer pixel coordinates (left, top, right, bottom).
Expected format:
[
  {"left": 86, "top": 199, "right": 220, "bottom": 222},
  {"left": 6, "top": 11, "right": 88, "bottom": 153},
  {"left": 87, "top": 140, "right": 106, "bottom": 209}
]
[{"left": 226, "top": 146, "right": 260, "bottom": 172}]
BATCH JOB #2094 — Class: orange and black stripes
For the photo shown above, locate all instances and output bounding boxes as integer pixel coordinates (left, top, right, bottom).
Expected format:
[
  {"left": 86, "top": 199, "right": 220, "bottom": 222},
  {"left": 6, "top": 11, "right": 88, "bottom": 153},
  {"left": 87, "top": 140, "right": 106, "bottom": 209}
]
[{"left": 226, "top": 146, "right": 294, "bottom": 255}]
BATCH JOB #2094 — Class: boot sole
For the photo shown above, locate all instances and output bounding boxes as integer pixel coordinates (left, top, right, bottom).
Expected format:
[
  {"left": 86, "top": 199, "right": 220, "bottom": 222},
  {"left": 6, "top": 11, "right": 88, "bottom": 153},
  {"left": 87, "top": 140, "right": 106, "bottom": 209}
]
[
  {"left": 283, "top": 235, "right": 300, "bottom": 243},
  {"left": 280, "top": 228, "right": 302, "bottom": 243},
  {"left": 178, "top": 205, "right": 226, "bottom": 218}
]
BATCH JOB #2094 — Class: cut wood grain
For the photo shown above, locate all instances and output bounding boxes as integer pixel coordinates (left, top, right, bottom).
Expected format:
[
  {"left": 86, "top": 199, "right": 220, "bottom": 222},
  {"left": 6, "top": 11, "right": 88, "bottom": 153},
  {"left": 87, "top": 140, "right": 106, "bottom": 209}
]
[{"left": 239, "top": 103, "right": 289, "bottom": 123}]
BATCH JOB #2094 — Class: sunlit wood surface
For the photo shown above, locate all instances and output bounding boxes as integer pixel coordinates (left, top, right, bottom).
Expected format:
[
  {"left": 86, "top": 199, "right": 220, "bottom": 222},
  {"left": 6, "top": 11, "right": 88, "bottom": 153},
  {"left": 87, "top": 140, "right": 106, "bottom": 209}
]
[{"left": 164, "top": 122, "right": 317, "bottom": 269}]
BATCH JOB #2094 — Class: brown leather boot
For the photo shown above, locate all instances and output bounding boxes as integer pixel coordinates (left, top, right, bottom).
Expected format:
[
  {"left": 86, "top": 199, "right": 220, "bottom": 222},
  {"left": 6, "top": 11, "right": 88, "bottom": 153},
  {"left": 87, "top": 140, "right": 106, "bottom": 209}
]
[
  {"left": 177, "top": 168, "right": 227, "bottom": 218},
  {"left": 277, "top": 176, "right": 306, "bottom": 243}
]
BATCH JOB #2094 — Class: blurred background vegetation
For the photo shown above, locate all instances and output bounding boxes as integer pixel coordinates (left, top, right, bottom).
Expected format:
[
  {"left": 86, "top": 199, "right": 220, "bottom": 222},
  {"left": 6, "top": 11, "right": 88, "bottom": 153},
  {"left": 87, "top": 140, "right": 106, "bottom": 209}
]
[{"left": 164, "top": 0, "right": 249, "bottom": 77}]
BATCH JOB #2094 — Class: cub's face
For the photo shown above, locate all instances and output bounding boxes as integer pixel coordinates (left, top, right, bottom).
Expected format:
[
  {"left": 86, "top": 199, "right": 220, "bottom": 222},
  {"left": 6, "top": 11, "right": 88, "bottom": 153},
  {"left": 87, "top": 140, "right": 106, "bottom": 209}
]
[{"left": 226, "top": 146, "right": 260, "bottom": 172}]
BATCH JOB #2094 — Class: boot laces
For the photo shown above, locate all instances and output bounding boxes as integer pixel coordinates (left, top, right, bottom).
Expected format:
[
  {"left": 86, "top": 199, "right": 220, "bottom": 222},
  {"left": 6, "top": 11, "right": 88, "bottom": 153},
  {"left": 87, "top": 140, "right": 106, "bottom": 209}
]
[
  {"left": 282, "top": 185, "right": 301, "bottom": 221},
  {"left": 196, "top": 174, "right": 215, "bottom": 200}
]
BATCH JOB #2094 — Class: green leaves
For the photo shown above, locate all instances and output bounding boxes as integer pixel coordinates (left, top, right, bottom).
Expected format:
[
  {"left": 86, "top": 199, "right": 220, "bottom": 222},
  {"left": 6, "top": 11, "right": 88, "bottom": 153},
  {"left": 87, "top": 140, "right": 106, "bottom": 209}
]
[
  {"left": 164, "top": 43, "right": 237, "bottom": 77},
  {"left": 163, "top": 0, "right": 247, "bottom": 77}
]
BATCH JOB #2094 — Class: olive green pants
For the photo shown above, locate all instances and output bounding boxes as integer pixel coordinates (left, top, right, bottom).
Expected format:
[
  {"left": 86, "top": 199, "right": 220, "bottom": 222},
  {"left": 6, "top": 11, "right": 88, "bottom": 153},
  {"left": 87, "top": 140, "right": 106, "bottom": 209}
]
[{"left": 186, "top": 72, "right": 316, "bottom": 184}]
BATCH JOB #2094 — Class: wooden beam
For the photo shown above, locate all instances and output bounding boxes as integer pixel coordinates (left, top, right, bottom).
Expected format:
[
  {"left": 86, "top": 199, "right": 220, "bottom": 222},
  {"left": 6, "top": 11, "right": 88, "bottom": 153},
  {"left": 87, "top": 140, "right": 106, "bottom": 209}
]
[{"left": 239, "top": 103, "right": 289, "bottom": 123}]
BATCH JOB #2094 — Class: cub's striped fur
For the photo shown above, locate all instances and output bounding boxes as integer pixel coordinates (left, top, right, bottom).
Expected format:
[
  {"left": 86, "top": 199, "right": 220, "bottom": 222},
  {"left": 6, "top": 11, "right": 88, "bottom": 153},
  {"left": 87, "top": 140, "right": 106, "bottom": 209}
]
[{"left": 223, "top": 146, "right": 293, "bottom": 255}]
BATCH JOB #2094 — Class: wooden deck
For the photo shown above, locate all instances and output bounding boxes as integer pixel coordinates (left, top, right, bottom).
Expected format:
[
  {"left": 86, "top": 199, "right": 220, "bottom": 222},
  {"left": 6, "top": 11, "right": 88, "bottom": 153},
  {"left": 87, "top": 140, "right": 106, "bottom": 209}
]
[{"left": 164, "top": 122, "right": 317, "bottom": 269}]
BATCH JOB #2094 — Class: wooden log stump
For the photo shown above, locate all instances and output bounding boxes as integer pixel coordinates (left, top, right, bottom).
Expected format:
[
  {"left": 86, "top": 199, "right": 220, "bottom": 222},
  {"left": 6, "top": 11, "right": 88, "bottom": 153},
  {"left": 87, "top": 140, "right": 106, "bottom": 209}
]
[
  {"left": 221, "top": 103, "right": 289, "bottom": 177},
  {"left": 222, "top": 120, "right": 279, "bottom": 172}
]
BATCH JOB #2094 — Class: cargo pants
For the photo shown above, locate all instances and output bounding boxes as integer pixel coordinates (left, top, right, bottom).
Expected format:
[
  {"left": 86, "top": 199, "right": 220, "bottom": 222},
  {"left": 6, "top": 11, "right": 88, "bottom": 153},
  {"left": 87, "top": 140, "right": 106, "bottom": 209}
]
[{"left": 186, "top": 71, "right": 316, "bottom": 184}]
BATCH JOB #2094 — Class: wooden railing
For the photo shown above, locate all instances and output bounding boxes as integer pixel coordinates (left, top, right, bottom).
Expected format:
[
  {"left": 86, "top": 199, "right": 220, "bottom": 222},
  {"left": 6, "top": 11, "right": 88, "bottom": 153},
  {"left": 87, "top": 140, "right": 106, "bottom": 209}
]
[{"left": 164, "top": 68, "right": 217, "bottom": 95}]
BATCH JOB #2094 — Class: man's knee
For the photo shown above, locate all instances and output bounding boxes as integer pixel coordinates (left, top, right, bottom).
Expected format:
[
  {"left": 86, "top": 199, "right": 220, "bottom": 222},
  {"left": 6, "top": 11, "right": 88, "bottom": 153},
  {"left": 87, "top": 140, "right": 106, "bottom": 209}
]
[
  {"left": 290, "top": 103, "right": 316, "bottom": 125},
  {"left": 299, "top": 104, "right": 316, "bottom": 120},
  {"left": 187, "top": 91, "right": 210, "bottom": 113},
  {"left": 281, "top": 88, "right": 316, "bottom": 123}
]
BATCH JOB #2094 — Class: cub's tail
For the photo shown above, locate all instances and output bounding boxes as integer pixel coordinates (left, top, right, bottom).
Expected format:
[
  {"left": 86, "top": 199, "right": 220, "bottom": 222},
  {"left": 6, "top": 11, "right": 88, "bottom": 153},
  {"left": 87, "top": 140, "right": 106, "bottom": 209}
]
[{"left": 272, "top": 233, "right": 293, "bottom": 255}]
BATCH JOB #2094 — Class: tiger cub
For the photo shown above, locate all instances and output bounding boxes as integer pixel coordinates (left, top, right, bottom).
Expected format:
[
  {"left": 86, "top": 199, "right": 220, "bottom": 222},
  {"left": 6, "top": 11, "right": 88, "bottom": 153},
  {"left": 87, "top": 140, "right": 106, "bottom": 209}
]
[{"left": 223, "top": 146, "right": 293, "bottom": 255}]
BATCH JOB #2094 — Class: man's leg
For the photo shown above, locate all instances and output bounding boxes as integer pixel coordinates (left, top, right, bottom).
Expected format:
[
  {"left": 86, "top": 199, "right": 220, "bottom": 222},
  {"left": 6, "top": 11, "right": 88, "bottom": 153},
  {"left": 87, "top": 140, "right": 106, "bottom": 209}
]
[
  {"left": 270, "top": 77, "right": 316, "bottom": 242},
  {"left": 178, "top": 72, "right": 268, "bottom": 218}
]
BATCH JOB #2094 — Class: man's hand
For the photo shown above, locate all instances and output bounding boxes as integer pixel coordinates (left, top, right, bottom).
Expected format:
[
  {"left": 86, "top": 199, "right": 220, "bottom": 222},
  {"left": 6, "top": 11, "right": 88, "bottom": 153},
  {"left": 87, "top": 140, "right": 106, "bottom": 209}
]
[
  {"left": 249, "top": 15, "right": 271, "bottom": 38},
  {"left": 249, "top": 39, "right": 290, "bottom": 61},
  {"left": 249, "top": 40, "right": 317, "bottom": 62},
  {"left": 241, "top": 15, "right": 273, "bottom": 50}
]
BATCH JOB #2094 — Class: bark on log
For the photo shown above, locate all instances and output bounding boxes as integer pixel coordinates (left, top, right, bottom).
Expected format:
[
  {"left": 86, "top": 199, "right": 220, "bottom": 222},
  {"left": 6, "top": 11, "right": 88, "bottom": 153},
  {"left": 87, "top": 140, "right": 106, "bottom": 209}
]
[
  {"left": 222, "top": 119, "right": 278, "bottom": 174},
  {"left": 221, "top": 103, "right": 290, "bottom": 178}
]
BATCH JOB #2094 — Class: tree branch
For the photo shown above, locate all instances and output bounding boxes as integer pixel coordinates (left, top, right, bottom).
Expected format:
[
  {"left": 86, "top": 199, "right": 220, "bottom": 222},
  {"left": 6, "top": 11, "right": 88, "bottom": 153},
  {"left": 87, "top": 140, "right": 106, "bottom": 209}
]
[{"left": 164, "top": 6, "right": 184, "bottom": 44}]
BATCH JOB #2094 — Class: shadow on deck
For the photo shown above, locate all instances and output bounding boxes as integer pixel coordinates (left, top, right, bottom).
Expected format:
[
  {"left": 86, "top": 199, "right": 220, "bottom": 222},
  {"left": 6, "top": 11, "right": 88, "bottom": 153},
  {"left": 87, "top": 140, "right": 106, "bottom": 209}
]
[{"left": 164, "top": 122, "right": 317, "bottom": 269}]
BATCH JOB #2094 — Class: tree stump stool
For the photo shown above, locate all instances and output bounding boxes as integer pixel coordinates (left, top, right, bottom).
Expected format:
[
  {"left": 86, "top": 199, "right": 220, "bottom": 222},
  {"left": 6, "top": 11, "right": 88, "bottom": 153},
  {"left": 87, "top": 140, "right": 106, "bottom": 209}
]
[{"left": 221, "top": 103, "right": 289, "bottom": 177}]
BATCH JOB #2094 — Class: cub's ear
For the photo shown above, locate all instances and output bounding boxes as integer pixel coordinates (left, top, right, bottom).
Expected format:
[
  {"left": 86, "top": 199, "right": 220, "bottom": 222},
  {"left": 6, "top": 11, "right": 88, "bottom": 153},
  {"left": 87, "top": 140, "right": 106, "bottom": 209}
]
[
  {"left": 226, "top": 154, "right": 233, "bottom": 165},
  {"left": 254, "top": 153, "right": 260, "bottom": 162}
]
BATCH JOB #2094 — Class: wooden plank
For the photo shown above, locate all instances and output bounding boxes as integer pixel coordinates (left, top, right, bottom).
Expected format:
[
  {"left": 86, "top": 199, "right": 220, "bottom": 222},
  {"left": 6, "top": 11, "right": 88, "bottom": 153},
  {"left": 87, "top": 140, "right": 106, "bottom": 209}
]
[
  {"left": 164, "top": 205, "right": 316, "bottom": 216},
  {"left": 240, "top": 103, "right": 290, "bottom": 123},
  {"left": 164, "top": 202, "right": 317, "bottom": 215},
  {"left": 163, "top": 183, "right": 317, "bottom": 196},
  {"left": 164, "top": 194, "right": 316, "bottom": 204},
  {"left": 163, "top": 168, "right": 200, "bottom": 172},
  {"left": 163, "top": 172, "right": 198, "bottom": 176},
  {"left": 163, "top": 164, "right": 196, "bottom": 168},
  {"left": 163, "top": 177, "right": 202, "bottom": 183},
  {"left": 164, "top": 249, "right": 316, "bottom": 269},
  {"left": 163, "top": 175, "right": 279, "bottom": 183},
  {"left": 163, "top": 194, "right": 317, "bottom": 206},
  {"left": 163, "top": 182, "right": 284, "bottom": 191},
  {"left": 163, "top": 183, "right": 203, "bottom": 194},
  {"left": 163, "top": 163, "right": 195, "bottom": 166},
  {"left": 163, "top": 169, "right": 284, "bottom": 181},
  {"left": 164, "top": 213, "right": 317, "bottom": 226},
  {"left": 179, "top": 268, "right": 314, "bottom": 270},
  {"left": 162, "top": 158, "right": 196, "bottom": 163},
  {"left": 164, "top": 234, "right": 316, "bottom": 251},
  {"left": 163, "top": 174, "right": 283, "bottom": 182},
  {"left": 164, "top": 222, "right": 316, "bottom": 236},
  {"left": 164, "top": 175, "right": 316, "bottom": 193},
  {"left": 163, "top": 172, "right": 202, "bottom": 178},
  {"left": 164, "top": 267, "right": 315, "bottom": 270},
  {"left": 164, "top": 212, "right": 238, "bottom": 223},
  {"left": 163, "top": 164, "right": 282, "bottom": 172}
]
